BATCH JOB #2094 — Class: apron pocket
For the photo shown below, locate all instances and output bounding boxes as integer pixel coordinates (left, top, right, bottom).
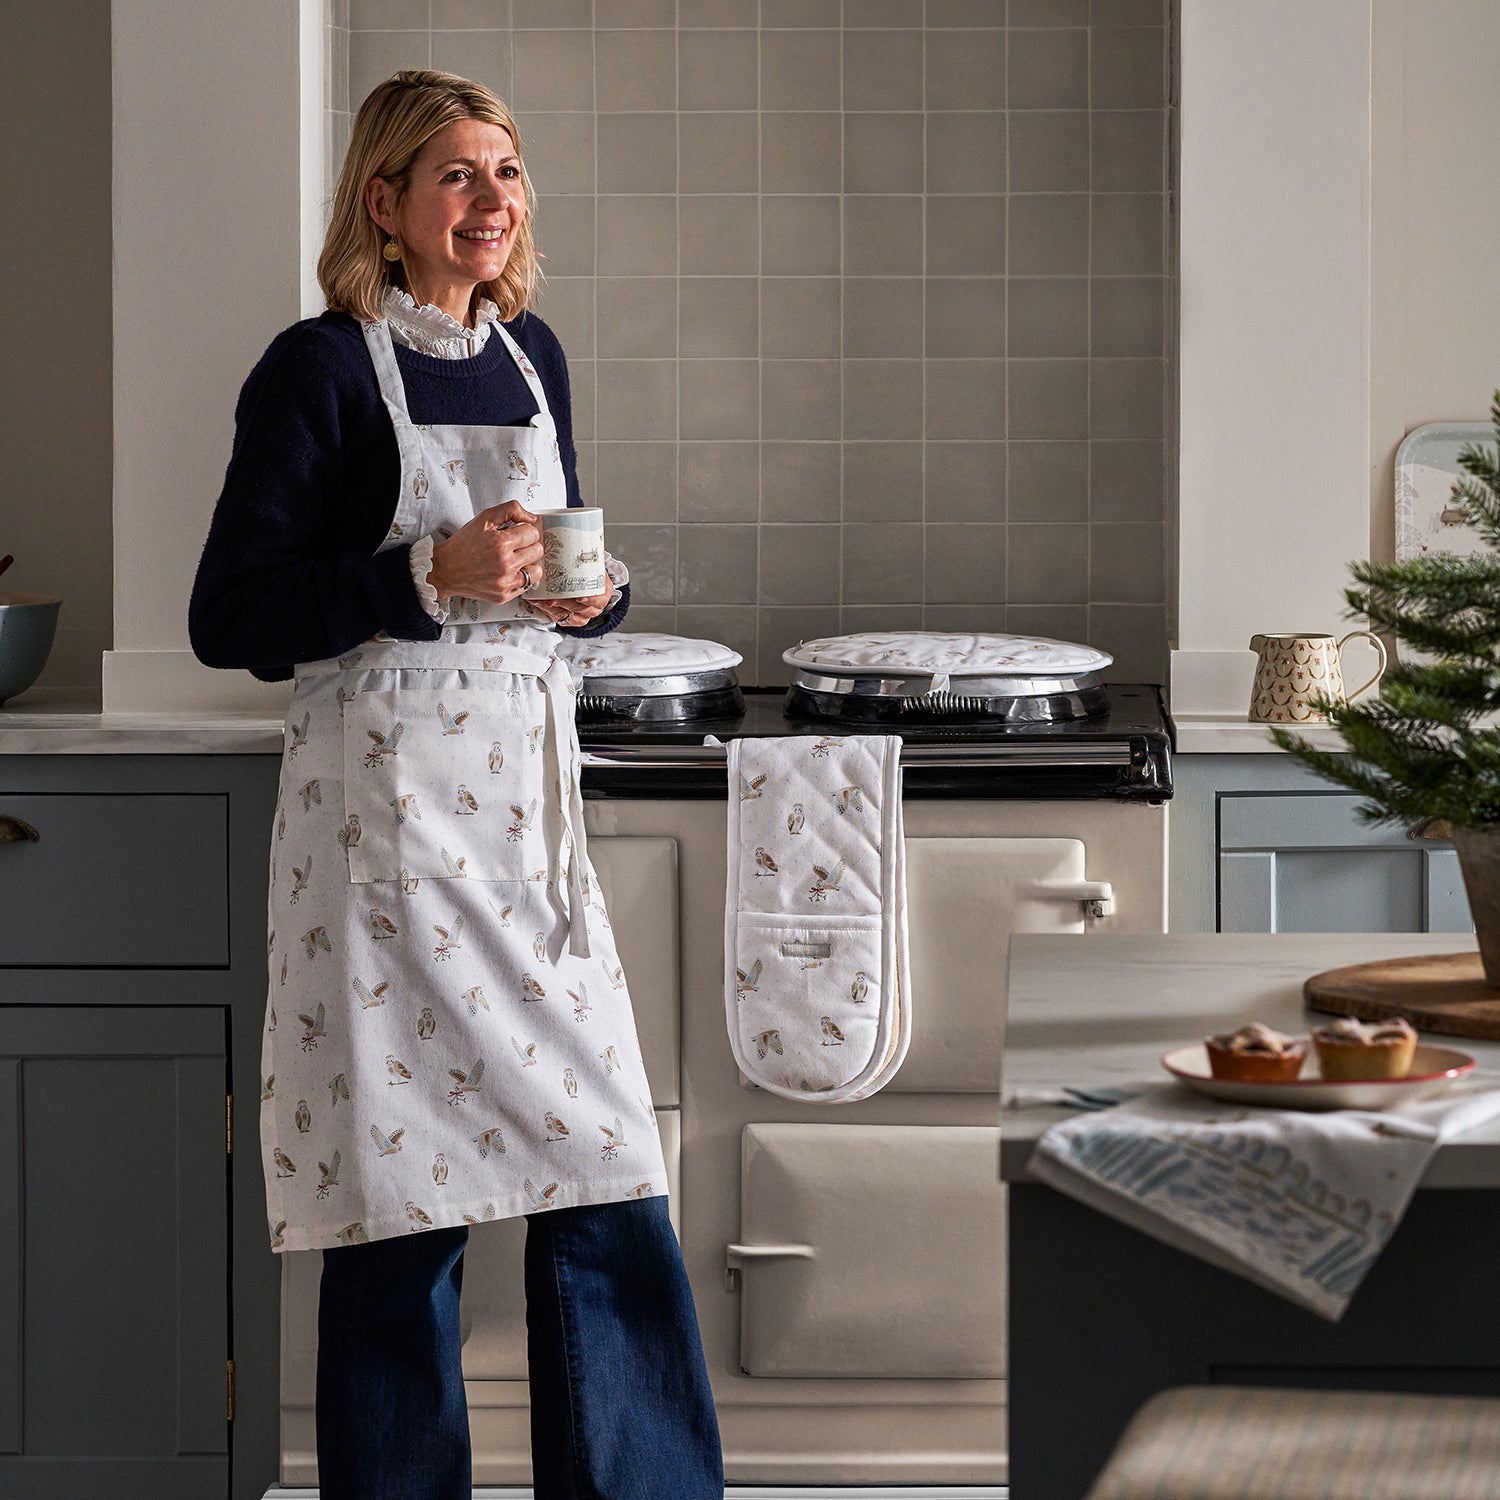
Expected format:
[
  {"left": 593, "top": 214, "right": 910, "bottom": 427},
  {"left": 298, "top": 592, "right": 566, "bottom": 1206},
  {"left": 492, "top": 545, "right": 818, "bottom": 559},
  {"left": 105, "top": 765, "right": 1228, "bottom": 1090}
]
[
  {"left": 729, "top": 913, "right": 886, "bottom": 1096},
  {"left": 341, "top": 686, "right": 550, "bottom": 884}
]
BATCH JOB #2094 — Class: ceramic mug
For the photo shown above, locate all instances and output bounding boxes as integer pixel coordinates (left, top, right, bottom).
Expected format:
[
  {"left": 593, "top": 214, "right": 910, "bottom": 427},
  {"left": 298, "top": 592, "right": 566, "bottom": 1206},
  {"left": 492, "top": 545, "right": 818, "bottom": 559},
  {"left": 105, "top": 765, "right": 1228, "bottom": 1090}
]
[
  {"left": 1248, "top": 630, "right": 1388, "bottom": 723},
  {"left": 523, "top": 507, "right": 607, "bottom": 600}
]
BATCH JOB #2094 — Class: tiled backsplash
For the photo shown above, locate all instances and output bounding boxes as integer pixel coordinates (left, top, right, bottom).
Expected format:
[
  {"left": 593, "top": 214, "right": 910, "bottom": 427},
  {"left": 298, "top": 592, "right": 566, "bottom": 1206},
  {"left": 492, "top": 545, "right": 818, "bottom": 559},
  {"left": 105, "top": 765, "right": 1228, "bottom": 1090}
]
[{"left": 339, "top": 0, "right": 1175, "bottom": 685}]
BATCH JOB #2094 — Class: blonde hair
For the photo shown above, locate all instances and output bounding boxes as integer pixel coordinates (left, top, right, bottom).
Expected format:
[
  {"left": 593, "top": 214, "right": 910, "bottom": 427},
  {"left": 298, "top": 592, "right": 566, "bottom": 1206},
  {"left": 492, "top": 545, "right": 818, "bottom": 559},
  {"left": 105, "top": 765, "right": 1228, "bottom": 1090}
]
[{"left": 318, "top": 69, "right": 541, "bottom": 325}]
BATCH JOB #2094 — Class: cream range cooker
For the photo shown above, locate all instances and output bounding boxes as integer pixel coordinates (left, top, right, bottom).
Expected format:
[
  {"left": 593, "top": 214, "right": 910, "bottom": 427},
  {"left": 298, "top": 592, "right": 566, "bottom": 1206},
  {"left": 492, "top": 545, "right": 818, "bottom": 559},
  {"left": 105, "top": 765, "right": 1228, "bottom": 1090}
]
[{"left": 271, "top": 631, "right": 1172, "bottom": 1498}]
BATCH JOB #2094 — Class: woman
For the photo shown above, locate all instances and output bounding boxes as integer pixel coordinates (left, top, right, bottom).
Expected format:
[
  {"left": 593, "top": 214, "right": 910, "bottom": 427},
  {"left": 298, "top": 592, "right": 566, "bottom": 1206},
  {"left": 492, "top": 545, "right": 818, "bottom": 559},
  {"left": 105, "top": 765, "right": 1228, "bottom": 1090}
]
[{"left": 189, "top": 70, "right": 723, "bottom": 1500}]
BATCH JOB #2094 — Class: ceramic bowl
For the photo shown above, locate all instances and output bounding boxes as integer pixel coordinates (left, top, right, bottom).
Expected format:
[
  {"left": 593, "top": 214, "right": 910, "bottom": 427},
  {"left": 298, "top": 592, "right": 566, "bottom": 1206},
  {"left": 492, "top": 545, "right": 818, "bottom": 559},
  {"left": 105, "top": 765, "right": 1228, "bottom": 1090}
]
[{"left": 0, "top": 594, "right": 62, "bottom": 706}]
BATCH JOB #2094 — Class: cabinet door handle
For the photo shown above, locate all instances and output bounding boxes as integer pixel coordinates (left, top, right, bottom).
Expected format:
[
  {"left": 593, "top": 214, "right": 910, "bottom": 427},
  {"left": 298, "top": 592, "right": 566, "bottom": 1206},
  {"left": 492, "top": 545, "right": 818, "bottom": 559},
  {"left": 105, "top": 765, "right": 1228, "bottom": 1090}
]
[{"left": 0, "top": 815, "right": 39, "bottom": 844}]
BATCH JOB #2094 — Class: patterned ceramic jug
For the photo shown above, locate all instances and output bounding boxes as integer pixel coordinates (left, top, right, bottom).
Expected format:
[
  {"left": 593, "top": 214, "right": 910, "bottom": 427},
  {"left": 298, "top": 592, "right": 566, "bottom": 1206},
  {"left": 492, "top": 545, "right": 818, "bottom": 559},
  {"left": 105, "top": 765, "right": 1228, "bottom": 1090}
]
[{"left": 1248, "top": 630, "right": 1388, "bottom": 723}]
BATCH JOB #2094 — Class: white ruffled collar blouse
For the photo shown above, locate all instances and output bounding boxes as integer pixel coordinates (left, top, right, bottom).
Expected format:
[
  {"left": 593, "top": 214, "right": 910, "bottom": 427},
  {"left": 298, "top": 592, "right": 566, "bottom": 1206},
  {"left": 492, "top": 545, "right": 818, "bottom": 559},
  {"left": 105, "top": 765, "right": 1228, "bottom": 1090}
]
[{"left": 380, "top": 284, "right": 502, "bottom": 359}]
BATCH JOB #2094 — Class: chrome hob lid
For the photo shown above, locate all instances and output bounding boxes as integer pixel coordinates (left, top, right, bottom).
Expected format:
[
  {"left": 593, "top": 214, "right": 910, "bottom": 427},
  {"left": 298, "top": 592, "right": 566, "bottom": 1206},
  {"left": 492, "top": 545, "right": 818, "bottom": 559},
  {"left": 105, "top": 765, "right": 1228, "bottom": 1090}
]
[
  {"left": 556, "top": 632, "right": 745, "bottom": 722},
  {"left": 782, "top": 631, "right": 1114, "bottom": 724}
]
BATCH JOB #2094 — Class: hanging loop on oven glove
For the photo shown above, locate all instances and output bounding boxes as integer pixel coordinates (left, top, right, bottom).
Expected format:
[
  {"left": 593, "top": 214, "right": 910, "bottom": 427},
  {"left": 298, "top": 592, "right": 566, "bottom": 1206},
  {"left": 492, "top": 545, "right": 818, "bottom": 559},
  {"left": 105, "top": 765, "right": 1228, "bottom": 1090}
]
[{"left": 722, "top": 733, "right": 912, "bottom": 1103}]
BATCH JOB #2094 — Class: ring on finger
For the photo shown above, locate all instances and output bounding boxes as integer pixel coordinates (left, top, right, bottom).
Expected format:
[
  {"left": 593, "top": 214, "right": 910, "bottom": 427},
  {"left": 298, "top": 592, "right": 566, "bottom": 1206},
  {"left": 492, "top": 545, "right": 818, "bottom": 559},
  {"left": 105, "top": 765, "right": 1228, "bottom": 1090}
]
[{"left": 519, "top": 566, "right": 532, "bottom": 590}]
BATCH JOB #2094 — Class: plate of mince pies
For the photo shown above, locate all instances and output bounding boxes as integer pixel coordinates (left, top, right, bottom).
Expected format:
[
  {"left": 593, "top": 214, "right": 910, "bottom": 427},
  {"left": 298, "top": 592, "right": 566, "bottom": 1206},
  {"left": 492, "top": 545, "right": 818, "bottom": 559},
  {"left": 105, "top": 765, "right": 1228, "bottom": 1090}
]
[{"left": 1161, "top": 1018, "right": 1476, "bottom": 1110}]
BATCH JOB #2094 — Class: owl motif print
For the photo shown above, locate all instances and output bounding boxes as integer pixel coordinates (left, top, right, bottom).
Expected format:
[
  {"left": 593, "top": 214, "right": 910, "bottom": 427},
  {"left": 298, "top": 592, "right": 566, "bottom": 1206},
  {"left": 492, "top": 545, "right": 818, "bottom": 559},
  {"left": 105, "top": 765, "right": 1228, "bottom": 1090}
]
[{"left": 257, "top": 316, "right": 665, "bottom": 1253}]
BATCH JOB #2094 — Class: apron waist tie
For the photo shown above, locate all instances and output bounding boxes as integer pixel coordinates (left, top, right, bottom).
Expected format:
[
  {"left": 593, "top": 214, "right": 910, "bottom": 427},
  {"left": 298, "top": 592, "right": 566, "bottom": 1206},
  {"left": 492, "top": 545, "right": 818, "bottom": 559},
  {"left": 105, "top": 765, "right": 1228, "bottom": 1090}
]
[{"left": 541, "top": 657, "right": 592, "bottom": 960}]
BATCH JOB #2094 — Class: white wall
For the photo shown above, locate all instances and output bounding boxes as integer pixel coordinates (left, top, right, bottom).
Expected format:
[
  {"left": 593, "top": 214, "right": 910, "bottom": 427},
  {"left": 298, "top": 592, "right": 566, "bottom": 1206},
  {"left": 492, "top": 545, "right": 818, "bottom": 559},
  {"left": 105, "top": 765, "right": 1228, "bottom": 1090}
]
[{"left": 106, "top": 0, "right": 304, "bottom": 711}]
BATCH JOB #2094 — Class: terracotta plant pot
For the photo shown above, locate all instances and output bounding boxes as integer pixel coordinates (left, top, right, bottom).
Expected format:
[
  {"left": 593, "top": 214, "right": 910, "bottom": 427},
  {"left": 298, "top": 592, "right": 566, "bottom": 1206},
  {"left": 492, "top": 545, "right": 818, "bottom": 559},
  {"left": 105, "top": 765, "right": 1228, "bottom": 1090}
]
[{"left": 1450, "top": 825, "right": 1500, "bottom": 987}]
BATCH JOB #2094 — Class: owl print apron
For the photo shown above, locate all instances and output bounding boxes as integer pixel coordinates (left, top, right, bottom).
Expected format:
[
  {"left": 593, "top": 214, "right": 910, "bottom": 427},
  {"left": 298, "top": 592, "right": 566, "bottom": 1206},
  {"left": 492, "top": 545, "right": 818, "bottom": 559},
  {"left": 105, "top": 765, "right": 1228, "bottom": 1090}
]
[{"left": 259, "top": 317, "right": 666, "bottom": 1253}]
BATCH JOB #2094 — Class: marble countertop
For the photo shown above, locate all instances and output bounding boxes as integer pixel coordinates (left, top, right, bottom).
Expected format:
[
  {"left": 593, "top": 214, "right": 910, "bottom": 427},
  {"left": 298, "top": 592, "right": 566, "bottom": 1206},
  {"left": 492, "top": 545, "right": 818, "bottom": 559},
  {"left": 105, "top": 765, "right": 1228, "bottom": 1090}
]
[
  {"left": 0, "top": 690, "right": 286, "bottom": 753},
  {"left": 1001, "top": 930, "right": 1500, "bottom": 1187},
  {"left": 1172, "top": 714, "right": 1347, "bottom": 753}
]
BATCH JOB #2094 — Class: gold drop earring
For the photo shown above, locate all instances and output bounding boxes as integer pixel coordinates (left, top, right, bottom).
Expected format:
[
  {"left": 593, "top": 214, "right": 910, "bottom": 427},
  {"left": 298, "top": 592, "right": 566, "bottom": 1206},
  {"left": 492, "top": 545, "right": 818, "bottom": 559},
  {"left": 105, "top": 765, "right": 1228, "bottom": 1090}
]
[{"left": 382, "top": 234, "right": 402, "bottom": 262}]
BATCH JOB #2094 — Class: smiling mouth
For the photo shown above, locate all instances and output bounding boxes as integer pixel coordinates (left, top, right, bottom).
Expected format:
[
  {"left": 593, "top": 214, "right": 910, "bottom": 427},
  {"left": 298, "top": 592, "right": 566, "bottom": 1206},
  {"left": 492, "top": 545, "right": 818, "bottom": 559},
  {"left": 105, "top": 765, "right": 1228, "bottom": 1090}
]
[{"left": 455, "top": 228, "right": 506, "bottom": 242}]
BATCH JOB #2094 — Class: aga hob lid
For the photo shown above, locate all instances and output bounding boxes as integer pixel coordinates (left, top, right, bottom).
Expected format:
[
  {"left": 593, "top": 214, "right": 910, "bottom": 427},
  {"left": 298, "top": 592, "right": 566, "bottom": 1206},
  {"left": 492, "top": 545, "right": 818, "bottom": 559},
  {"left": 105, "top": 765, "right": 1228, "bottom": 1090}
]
[
  {"left": 556, "top": 632, "right": 744, "bottom": 722},
  {"left": 782, "top": 630, "right": 1114, "bottom": 725}
]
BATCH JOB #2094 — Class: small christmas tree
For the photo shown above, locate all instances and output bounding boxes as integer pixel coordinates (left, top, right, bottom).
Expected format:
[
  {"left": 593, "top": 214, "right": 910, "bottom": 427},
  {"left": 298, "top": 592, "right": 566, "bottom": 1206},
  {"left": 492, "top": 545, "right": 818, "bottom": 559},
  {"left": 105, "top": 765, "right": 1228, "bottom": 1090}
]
[{"left": 1270, "top": 391, "right": 1500, "bottom": 830}]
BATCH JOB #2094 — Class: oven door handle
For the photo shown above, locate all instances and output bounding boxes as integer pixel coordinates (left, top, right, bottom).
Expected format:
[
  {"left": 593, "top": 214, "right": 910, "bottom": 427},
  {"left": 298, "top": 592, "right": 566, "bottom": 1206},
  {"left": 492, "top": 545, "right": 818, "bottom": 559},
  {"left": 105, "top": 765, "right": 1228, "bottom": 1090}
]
[
  {"left": 724, "top": 1240, "right": 816, "bottom": 1291},
  {"left": 1031, "top": 878, "right": 1115, "bottom": 919}
]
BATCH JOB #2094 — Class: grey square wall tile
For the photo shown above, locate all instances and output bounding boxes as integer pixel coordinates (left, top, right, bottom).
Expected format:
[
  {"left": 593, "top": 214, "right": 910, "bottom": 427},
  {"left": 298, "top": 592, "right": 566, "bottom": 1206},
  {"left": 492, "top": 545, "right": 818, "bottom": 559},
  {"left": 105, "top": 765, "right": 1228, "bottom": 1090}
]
[
  {"left": 597, "top": 360, "right": 677, "bottom": 438},
  {"left": 761, "top": 30, "right": 841, "bottom": 111},
  {"left": 432, "top": 31, "right": 509, "bottom": 96},
  {"left": 349, "top": 32, "right": 428, "bottom": 112},
  {"left": 1092, "top": 0, "right": 1168, "bottom": 22},
  {"left": 925, "top": 603, "right": 1009, "bottom": 632},
  {"left": 843, "top": 441, "right": 923, "bottom": 523},
  {"left": 1008, "top": 440, "right": 1088, "bottom": 522},
  {"left": 759, "top": 607, "right": 842, "bottom": 685},
  {"left": 596, "top": 196, "right": 677, "bottom": 275},
  {"left": 531, "top": 275, "right": 594, "bottom": 355},
  {"left": 1089, "top": 521, "right": 1164, "bottom": 603},
  {"left": 521, "top": 113, "right": 596, "bottom": 195},
  {"left": 845, "top": 604, "right": 924, "bottom": 633},
  {"left": 597, "top": 0, "right": 675, "bottom": 24},
  {"left": 1007, "top": 359, "right": 1087, "bottom": 439},
  {"left": 928, "top": 0, "right": 1006, "bottom": 22},
  {"left": 1006, "top": 604, "right": 1088, "bottom": 642},
  {"left": 680, "top": 277, "right": 758, "bottom": 357},
  {"left": 1008, "top": 279, "right": 1088, "bottom": 358},
  {"left": 1009, "top": 194, "right": 1088, "bottom": 275},
  {"left": 677, "top": 607, "right": 757, "bottom": 676},
  {"left": 680, "top": 0, "right": 758, "bottom": 24},
  {"left": 680, "top": 113, "right": 759, "bottom": 193},
  {"left": 926, "top": 197, "right": 1005, "bottom": 275},
  {"left": 350, "top": 0, "right": 425, "bottom": 28},
  {"left": 1091, "top": 27, "right": 1167, "bottom": 110},
  {"left": 607, "top": 523, "right": 677, "bottom": 604},
  {"left": 844, "top": 197, "right": 923, "bottom": 275},
  {"left": 1009, "top": 111, "right": 1089, "bottom": 192},
  {"left": 762, "top": 196, "right": 841, "bottom": 274},
  {"left": 679, "top": 359, "right": 759, "bottom": 438},
  {"left": 429, "top": 0, "right": 504, "bottom": 29},
  {"left": 1008, "top": 28, "right": 1088, "bottom": 110},
  {"left": 511, "top": 31, "right": 594, "bottom": 112},
  {"left": 1091, "top": 194, "right": 1166, "bottom": 275},
  {"left": 597, "top": 113, "right": 677, "bottom": 194},
  {"left": 761, "top": 279, "right": 841, "bottom": 358},
  {"left": 534, "top": 194, "right": 595, "bottom": 276},
  {"left": 843, "top": 30, "right": 924, "bottom": 112},
  {"left": 926, "top": 113, "right": 1005, "bottom": 193},
  {"left": 927, "top": 279, "right": 1006, "bottom": 358},
  {"left": 597, "top": 441, "right": 677, "bottom": 522},
  {"left": 596, "top": 29, "right": 676, "bottom": 111},
  {"left": 680, "top": 196, "right": 759, "bottom": 274},
  {"left": 1090, "top": 358, "right": 1163, "bottom": 438},
  {"left": 679, "top": 30, "right": 759, "bottom": 110},
  {"left": 568, "top": 359, "right": 595, "bottom": 438},
  {"left": 1091, "top": 278, "right": 1164, "bottom": 358},
  {"left": 624, "top": 604, "right": 679, "bottom": 633},
  {"left": 1092, "top": 111, "right": 1166, "bottom": 191},
  {"left": 844, "top": 113, "right": 925, "bottom": 194},
  {"left": 761, "top": 113, "right": 843, "bottom": 193},
  {"left": 762, "top": 442, "right": 842, "bottom": 522},
  {"left": 925, "top": 359, "right": 1004, "bottom": 440},
  {"left": 679, "top": 523, "right": 758, "bottom": 604},
  {"left": 596, "top": 277, "right": 677, "bottom": 358},
  {"left": 1088, "top": 603, "right": 1167, "bottom": 683},
  {"left": 514, "top": 0, "right": 589, "bottom": 22},
  {"left": 926, "top": 29, "right": 1005, "bottom": 108},
  {"left": 924, "top": 441, "right": 1006, "bottom": 522},
  {"left": 843, "top": 522, "right": 925, "bottom": 604},
  {"left": 1011, "top": 0, "right": 1086, "bottom": 21},
  {"left": 1089, "top": 439, "right": 1164, "bottom": 520},
  {"left": 575, "top": 439, "right": 596, "bottom": 500},
  {"left": 1007, "top": 523, "right": 1088, "bottom": 605},
  {"left": 843, "top": 278, "right": 924, "bottom": 358},
  {"left": 760, "top": 524, "right": 841, "bottom": 604},
  {"left": 762, "top": 359, "right": 841, "bottom": 440},
  {"left": 681, "top": 441, "right": 760, "bottom": 521},
  {"left": 925, "top": 523, "right": 1006, "bottom": 605},
  {"left": 845, "top": 360, "right": 924, "bottom": 440},
  {"left": 762, "top": 0, "right": 840, "bottom": 22},
  {"left": 843, "top": 0, "right": 923, "bottom": 23}
]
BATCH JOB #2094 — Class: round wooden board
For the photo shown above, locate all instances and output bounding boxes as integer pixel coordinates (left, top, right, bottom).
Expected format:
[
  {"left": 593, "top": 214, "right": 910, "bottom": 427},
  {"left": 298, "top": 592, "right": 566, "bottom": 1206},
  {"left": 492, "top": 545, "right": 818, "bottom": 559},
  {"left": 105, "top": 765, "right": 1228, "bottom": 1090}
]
[{"left": 1303, "top": 950, "right": 1500, "bottom": 1040}]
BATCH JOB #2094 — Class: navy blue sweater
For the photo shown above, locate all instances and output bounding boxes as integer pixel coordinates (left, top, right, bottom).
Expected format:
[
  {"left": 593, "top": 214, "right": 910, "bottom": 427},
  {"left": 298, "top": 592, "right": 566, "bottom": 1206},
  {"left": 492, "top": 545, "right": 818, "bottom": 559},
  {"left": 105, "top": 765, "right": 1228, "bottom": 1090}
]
[{"left": 188, "top": 307, "right": 627, "bottom": 682}]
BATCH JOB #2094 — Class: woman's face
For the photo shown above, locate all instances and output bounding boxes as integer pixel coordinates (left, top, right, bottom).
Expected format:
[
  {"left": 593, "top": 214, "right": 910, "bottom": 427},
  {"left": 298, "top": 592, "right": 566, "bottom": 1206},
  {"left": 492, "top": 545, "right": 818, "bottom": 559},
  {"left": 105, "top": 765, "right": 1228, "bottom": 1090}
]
[{"left": 366, "top": 117, "right": 526, "bottom": 319}]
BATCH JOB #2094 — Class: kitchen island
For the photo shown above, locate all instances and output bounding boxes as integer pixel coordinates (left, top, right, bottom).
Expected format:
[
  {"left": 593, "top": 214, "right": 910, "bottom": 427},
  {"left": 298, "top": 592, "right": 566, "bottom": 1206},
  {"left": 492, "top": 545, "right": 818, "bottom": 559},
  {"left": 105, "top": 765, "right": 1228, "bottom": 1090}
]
[{"left": 1003, "top": 932, "right": 1500, "bottom": 1500}]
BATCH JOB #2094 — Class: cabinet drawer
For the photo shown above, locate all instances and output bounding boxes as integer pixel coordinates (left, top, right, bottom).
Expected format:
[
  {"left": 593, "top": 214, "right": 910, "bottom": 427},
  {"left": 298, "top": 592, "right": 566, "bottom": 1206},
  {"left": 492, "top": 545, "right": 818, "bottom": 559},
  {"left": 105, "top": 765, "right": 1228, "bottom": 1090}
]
[{"left": 0, "top": 794, "right": 229, "bottom": 966}]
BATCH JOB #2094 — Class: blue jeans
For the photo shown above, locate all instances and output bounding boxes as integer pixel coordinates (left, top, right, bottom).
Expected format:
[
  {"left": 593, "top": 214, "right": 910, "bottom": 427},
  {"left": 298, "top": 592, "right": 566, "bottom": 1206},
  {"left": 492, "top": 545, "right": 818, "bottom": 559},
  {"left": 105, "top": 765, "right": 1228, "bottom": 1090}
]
[{"left": 315, "top": 1195, "right": 724, "bottom": 1499}]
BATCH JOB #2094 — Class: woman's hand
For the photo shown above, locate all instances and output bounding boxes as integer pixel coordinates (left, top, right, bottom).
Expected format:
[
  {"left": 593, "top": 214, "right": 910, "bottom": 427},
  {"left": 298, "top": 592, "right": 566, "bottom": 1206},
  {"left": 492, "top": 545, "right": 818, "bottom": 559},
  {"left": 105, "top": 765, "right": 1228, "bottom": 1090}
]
[
  {"left": 523, "top": 587, "right": 615, "bottom": 629},
  {"left": 427, "top": 501, "right": 543, "bottom": 603}
]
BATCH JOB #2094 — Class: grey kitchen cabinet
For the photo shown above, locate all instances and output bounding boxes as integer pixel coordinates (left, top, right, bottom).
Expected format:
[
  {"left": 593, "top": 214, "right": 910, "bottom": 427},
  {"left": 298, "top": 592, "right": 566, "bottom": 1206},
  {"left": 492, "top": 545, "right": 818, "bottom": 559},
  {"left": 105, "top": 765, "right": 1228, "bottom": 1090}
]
[
  {"left": 1171, "top": 754, "right": 1475, "bottom": 935},
  {"left": 0, "top": 755, "right": 283, "bottom": 1500}
]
